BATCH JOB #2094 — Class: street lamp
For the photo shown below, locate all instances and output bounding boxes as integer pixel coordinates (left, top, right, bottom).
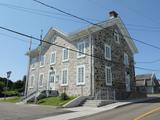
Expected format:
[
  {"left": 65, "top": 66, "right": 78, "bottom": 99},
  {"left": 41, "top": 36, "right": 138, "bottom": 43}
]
[{"left": 4, "top": 71, "right": 12, "bottom": 100}]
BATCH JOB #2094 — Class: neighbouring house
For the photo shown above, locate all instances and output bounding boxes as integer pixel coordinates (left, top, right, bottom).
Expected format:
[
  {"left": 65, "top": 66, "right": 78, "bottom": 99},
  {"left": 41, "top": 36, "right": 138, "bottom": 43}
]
[
  {"left": 24, "top": 11, "right": 138, "bottom": 101},
  {"left": 136, "top": 73, "right": 160, "bottom": 94}
]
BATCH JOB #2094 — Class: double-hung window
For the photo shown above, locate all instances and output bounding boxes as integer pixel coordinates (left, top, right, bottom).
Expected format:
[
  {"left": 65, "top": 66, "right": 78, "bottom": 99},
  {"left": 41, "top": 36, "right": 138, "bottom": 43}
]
[
  {"left": 40, "top": 55, "right": 45, "bottom": 67},
  {"left": 39, "top": 73, "right": 44, "bottom": 87},
  {"left": 31, "top": 57, "right": 36, "bottom": 69},
  {"left": 105, "top": 66, "right": 112, "bottom": 85},
  {"left": 62, "top": 48, "right": 69, "bottom": 62},
  {"left": 50, "top": 51, "right": 56, "bottom": 65},
  {"left": 104, "top": 44, "right": 111, "bottom": 60},
  {"left": 77, "top": 65, "right": 85, "bottom": 85},
  {"left": 30, "top": 75, "right": 34, "bottom": 88},
  {"left": 77, "top": 42, "right": 85, "bottom": 58},
  {"left": 124, "top": 53, "right": 129, "bottom": 65},
  {"left": 61, "top": 68, "right": 68, "bottom": 86}
]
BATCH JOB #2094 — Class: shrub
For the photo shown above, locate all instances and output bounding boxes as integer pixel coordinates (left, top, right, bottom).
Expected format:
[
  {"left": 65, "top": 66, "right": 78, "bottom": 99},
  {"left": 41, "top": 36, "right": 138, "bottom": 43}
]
[
  {"left": 60, "top": 92, "right": 69, "bottom": 100},
  {"left": 2, "top": 90, "right": 18, "bottom": 97}
]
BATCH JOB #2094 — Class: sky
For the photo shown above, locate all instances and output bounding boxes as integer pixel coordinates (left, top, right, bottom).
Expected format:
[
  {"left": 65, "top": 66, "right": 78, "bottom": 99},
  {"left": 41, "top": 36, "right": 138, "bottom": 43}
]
[{"left": 0, "top": 0, "right": 160, "bottom": 81}]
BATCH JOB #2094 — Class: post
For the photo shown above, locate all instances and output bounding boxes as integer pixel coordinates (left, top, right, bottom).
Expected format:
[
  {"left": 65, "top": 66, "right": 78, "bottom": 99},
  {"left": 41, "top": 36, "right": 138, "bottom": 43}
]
[
  {"left": 25, "top": 38, "right": 32, "bottom": 97},
  {"left": 4, "top": 71, "right": 12, "bottom": 100}
]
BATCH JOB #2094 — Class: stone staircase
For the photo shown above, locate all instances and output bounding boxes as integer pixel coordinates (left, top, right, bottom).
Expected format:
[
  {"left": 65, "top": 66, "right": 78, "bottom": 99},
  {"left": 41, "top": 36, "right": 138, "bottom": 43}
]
[
  {"left": 83, "top": 100, "right": 115, "bottom": 107},
  {"left": 21, "top": 90, "right": 58, "bottom": 103}
]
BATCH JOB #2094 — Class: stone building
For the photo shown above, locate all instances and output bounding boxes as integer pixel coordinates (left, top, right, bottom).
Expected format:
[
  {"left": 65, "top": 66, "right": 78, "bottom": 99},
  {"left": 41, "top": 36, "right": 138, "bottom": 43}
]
[{"left": 25, "top": 11, "right": 138, "bottom": 100}]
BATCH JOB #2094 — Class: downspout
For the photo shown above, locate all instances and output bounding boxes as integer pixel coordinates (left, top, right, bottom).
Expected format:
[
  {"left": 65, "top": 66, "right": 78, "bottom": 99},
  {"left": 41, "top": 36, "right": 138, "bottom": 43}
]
[{"left": 88, "top": 30, "right": 94, "bottom": 97}]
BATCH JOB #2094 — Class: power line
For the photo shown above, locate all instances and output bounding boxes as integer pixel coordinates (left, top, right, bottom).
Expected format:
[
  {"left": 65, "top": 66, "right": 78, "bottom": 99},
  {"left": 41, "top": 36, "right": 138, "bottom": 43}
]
[
  {"left": 135, "top": 66, "right": 160, "bottom": 72},
  {"left": 33, "top": 0, "right": 160, "bottom": 52},
  {"left": 0, "top": 25, "right": 160, "bottom": 72},
  {"left": 0, "top": 2, "right": 99, "bottom": 23}
]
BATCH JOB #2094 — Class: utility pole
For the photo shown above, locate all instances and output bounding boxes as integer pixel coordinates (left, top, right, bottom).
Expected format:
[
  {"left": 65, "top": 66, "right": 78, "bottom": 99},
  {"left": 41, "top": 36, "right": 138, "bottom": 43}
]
[
  {"left": 34, "top": 30, "right": 43, "bottom": 103},
  {"left": 24, "top": 38, "right": 32, "bottom": 98}
]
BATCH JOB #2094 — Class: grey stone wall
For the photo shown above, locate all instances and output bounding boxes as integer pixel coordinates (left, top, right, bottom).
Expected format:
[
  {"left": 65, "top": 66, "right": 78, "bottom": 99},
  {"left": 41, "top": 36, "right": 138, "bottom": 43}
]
[{"left": 92, "top": 25, "right": 136, "bottom": 99}]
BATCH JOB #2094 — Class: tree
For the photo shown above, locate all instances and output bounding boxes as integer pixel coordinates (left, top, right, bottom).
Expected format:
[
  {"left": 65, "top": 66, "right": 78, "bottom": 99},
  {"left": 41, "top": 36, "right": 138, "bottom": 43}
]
[{"left": 0, "top": 81, "right": 5, "bottom": 92}]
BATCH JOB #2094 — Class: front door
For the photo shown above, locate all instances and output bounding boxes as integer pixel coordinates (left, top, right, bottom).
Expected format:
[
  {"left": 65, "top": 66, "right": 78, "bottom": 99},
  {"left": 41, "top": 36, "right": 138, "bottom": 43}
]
[
  {"left": 49, "top": 71, "right": 56, "bottom": 90},
  {"left": 125, "top": 72, "right": 131, "bottom": 92}
]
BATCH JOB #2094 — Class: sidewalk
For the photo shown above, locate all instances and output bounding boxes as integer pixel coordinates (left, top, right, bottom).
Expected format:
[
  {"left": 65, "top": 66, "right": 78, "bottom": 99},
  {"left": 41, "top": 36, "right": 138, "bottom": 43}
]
[{"left": 36, "top": 97, "right": 158, "bottom": 120}]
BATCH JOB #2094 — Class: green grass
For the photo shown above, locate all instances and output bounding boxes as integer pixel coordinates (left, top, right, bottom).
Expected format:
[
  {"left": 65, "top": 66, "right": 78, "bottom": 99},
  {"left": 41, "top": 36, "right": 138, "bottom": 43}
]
[
  {"left": 37, "top": 96, "right": 76, "bottom": 106},
  {"left": 0, "top": 97, "right": 20, "bottom": 103}
]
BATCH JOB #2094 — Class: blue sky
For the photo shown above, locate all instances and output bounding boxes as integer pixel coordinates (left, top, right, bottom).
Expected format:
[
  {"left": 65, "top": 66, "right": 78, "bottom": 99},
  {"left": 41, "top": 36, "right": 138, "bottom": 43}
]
[{"left": 1, "top": 0, "right": 160, "bottom": 81}]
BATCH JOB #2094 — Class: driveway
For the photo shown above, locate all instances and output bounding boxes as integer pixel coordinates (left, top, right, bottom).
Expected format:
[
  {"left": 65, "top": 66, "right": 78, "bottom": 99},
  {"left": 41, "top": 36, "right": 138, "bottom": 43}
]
[{"left": 0, "top": 103, "right": 72, "bottom": 120}]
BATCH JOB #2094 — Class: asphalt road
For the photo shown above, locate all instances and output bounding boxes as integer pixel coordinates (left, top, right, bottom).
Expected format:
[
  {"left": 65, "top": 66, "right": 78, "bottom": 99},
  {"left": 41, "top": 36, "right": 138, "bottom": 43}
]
[
  {"left": 73, "top": 98, "right": 160, "bottom": 120},
  {"left": 0, "top": 103, "right": 72, "bottom": 120}
]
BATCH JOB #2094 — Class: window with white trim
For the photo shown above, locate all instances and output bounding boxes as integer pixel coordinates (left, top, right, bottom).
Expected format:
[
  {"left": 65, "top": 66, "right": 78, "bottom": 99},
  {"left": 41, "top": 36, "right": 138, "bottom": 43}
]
[
  {"left": 62, "top": 48, "right": 69, "bottom": 62},
  {"left": 39, "top": 73, "right": 44, "bottom": 87},
  {"left": 105, "top": 66, "right": 112, "bottom": 85},
  {"left": 61, "top": 68, "right": 68, "bottom": 86},
  {"left": 124, "top": 53, "right": 129, "bottom": 65},
  {"left": 40, "top": 55, "right": 45, "bottom": 67},
  {"left": 50, "top": 51, "right": 56, "bottom": 64},
  {"left": 52, "top": 36, "right": 56, "bottom": 43},
  {"left": 104, "top": 44, "right": 111, "bottom": 60},
  {"left": 31, "top": 57, "right": 36, "bottom": 69},
  {"left": 77, "top": 65, "right": 85, "bottom": 85},
  {"left": 30, "top": 75, "right": 34, "bottom": 88},
  {"left": 77, "top": 41, "right": 85, "bottom": 58},
  {"left": 114, "top": 29, "right": 120, "bottom": 43}
]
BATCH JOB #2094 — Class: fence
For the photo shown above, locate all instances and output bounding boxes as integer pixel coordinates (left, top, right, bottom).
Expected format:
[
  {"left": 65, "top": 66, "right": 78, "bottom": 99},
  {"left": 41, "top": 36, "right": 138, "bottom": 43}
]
[{"left": 95, "top": 87, "right": 116, "bottom": 101}]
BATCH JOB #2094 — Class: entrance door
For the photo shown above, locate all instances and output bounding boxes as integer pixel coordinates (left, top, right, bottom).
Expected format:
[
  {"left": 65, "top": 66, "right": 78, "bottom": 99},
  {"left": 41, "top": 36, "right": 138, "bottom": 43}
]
[
  {"left": 125, "top": 72, "right": 131, "bottom": 92},
  {"left": 49, "top": 70, "right": 56, "bottom": 90}
]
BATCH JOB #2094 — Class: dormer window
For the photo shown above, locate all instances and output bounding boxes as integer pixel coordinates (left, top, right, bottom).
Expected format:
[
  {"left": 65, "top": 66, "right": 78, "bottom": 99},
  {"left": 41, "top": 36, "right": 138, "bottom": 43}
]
[{"left": 52, "top": 36, "right": 57, "bottom": 43}]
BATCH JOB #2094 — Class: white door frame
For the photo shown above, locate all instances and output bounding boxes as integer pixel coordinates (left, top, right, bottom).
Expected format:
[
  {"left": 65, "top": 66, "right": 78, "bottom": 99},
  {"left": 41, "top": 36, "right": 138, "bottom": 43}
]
[{"left": 48, "top": 69, "right": 56, "bottom": 90}]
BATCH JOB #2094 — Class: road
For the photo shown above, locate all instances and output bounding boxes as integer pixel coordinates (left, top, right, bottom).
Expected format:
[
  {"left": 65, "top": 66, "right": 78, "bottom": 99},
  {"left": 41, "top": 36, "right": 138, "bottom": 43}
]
[
  {"left": 73, "top": 98, "right": 160, "bottom": 120},
  {"left": 0, "top": 103, "right": 72, "bottom": 120}
]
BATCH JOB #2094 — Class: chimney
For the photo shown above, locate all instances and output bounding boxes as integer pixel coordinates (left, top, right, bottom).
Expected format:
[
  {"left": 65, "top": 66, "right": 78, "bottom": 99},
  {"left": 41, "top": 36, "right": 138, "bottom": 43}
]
[{"left": 109, "top": 11, "right": 118, "bottom": 19}]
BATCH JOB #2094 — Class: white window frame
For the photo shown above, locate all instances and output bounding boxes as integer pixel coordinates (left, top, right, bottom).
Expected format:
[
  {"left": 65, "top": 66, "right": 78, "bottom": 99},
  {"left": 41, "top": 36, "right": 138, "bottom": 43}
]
[
  {"left": 76, "top": 65, "right": 85, "bottom": 85},
  {"left": 124, "top": 53, "right": 129, "bottom": 65},
  {"left": 104, "top": 44, "right": 111, "bottom": 60},
  {"left": 40, "top": 55, "right": 45, "bottom": 67},
  {"left": 50, "top": 51, "right": 56, "bottom": 65},
  {"left": 39, "top": 73, "right": 44, "bottom": 87},
  {"left": 62, "top": 48, "right": 69, "bottom": 62},
  {"left": 77, "top": 41, "right": 86, "bottom": 58},
  {"left": 31, "top": 57, "right": 36, "bottom": 70},
  {"left": 30, "top": 75, "right": 35, "bottom": 88},
  {"left": 52, "top": 35, "right": 57, "bottom": 43},
  {"left": 105, "top": 66, "right": 112, "bottom": 86},
  {"left": 114, "top": 29, "right": 120, "bottom": 43},
  {"left": 61, "top": 68, "right": 68, "bottom": 86}
]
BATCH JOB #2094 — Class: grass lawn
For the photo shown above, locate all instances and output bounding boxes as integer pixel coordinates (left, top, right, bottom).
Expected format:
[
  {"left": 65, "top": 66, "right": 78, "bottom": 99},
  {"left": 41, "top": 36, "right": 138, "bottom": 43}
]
[
  {"left": 37, "top": 96, "right": 76, "bottom": 106},
  {"left": 0, "top": 97, "right": 21, "bottom": 103}
]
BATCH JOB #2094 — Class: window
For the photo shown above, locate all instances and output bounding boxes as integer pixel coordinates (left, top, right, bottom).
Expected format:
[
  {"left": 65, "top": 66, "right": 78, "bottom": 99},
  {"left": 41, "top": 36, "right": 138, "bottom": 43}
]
[
  {"left": 61, "top": 68, "right": 68, "bottom": 86},
  {"left": 124, "top": 53, "right": 129, "bottom": 65},
  {"left": 62, "top": 48, "right": 69, "bottom": 62},
  {"left": 77, "top": 65, "right": 85, "bottom": 85},
  {"left": 105, "top": 66, "right": 112, "bottom": 85},
  {"left": 39, "top": 73, "right": 44, "bottom": 87},
  {"left": 114, "top": 29, "right": 120, "bottom": 43},
  {"left": 30, "top": 75, "right": 34, "bottom": 88},
  {"left": 52, "top": 36, "right": 57, "bottom": 43},
  {"left": 31, "top": 57, "right": 36, "bottom": 69},
  {"left": 50, "top": 51, "right": 56, "bottom": 65},
  {"left": 77, "top": 42, "right": 85, "bottom": 58},
  {"left": 40, "top": 55, "right": 45, "bottom": 67},
  {"left": 104, "top": 44, "right": 111, "bottom": 60}
]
